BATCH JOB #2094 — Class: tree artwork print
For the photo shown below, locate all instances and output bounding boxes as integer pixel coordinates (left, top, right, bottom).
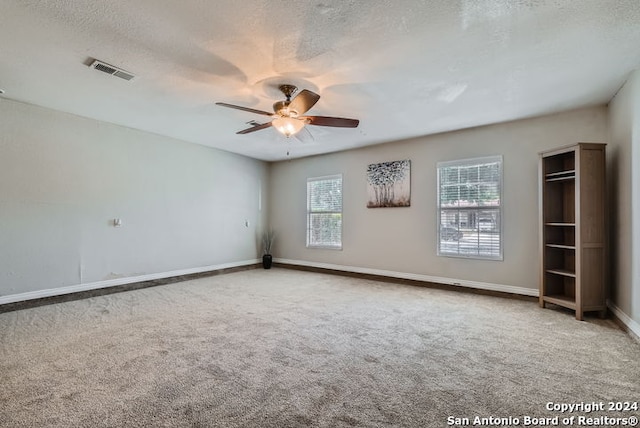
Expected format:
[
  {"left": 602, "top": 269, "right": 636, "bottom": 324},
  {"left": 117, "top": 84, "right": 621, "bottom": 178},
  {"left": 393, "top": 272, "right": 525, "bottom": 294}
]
[{"left": 366, "top": 160, "right": 411, "bottom": 208}]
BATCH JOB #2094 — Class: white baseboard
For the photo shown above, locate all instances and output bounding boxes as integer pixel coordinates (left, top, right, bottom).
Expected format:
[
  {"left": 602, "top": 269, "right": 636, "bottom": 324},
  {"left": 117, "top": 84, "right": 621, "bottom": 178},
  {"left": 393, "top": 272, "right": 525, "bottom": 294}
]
[
  {"left": 0, "top": 259, "right": 260, "bottom": 305},
  {"left": 607, "top": 301, "right": 640, "bottom": 340},
  {"left": 274, "top": 258, "right": 539, "bottom": 297}
]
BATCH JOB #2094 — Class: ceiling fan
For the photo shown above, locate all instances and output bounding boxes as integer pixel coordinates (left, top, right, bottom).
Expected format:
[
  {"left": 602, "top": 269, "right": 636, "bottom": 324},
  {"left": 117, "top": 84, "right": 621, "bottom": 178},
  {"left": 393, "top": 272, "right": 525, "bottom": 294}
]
[{"left": 216, "top": 84, "right": 359, "bottom": 138}]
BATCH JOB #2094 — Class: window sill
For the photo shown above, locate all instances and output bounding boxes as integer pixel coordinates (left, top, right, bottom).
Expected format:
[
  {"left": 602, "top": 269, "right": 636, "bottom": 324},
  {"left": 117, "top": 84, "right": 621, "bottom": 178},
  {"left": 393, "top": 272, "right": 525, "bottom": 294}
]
[
  {"left": 306, "top": 245, "right": 343, "bottom": 251},
  {"left": 437, "top": 252, "right": 503, "bottom": 261}
]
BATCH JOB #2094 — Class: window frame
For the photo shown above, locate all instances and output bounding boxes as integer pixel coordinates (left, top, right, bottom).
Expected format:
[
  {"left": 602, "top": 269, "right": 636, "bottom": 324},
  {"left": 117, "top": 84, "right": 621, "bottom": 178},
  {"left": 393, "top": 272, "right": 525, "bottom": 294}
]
[
  {"left": 436, "top": 155, "right": 503, "bottom": 260},
  {"left": 306, "top": 174, "right": 343, "bottom": 250}
]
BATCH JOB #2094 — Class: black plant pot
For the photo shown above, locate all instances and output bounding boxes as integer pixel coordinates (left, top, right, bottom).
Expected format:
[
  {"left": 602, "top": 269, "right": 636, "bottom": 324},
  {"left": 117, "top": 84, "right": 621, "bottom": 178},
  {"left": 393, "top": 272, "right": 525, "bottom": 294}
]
[{"left": 262, "top": 254, "right": 273, "bottom": 269}]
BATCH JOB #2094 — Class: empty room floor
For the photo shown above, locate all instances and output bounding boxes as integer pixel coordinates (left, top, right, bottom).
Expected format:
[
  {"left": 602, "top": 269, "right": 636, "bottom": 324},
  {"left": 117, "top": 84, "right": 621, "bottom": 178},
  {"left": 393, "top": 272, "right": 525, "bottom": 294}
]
[{"left": 1, "top": 269, "right": 638, "bottom": 427}]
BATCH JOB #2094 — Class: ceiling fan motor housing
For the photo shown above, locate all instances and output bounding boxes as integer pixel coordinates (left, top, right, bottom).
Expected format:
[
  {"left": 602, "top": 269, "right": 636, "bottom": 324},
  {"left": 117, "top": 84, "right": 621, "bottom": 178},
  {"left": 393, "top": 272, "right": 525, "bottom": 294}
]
[
  {"left": 273, "top": 100, "right": 298, "bottom": 117},
  {"left": 274, "top": 85, "right": 299, "bottom": 117}
]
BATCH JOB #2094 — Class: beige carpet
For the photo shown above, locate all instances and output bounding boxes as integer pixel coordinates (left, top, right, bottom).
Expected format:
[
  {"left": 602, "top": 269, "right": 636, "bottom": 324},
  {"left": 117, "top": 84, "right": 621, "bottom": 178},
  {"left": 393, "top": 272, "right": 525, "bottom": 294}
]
[{"left": 1, "top": 268, "right": 638, "bottom": 427}]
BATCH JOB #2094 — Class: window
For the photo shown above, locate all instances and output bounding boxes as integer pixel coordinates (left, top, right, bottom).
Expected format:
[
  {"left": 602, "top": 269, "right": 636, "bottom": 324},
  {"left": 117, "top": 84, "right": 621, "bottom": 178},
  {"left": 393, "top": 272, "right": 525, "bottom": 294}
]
[
  {"left": 307, "top": 175, "right": 342, "bottom": 249},
  {"left": 437, "top": 156, "right": 502, "bottom": 260}
]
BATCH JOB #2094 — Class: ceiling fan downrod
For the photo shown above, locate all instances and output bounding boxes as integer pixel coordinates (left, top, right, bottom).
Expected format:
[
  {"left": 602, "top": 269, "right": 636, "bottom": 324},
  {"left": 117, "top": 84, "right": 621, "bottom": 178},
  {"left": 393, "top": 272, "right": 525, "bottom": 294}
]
[{"left": 279, "top": 84, "right": 298, "bottom": 101}]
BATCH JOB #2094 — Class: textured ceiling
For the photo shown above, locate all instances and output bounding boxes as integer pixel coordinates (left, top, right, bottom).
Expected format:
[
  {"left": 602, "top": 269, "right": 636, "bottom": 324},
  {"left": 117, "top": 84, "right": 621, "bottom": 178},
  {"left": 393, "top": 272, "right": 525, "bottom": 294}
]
[{"left": 1, "top": 0, "right": 639, "bottom": 161}]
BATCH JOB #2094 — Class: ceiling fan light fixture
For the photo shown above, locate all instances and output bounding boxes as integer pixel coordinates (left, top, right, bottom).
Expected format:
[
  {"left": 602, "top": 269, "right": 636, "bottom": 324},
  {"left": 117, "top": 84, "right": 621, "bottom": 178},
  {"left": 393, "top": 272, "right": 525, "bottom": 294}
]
[{"left": 272, "top": 116, "right": 305, "bottom": 137}]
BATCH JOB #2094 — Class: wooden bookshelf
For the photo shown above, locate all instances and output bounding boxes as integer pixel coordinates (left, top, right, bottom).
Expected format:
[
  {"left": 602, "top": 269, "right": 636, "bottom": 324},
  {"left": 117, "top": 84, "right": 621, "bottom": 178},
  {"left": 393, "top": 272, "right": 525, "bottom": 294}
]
[{"left": 539, "top": 143, "right": 607, "bottom": 320}]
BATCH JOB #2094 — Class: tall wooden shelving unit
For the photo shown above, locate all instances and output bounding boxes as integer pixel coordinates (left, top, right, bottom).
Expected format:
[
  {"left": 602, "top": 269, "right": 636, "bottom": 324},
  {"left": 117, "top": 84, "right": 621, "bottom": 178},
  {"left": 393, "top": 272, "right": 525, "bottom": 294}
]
[{"left": 539, "top": 143, "right": 607, "bottom": 320}]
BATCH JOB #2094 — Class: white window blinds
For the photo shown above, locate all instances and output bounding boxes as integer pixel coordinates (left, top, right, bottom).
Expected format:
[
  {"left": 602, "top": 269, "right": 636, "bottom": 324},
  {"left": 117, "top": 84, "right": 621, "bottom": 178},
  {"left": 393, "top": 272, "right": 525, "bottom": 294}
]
[
  {"left": 437, "top": 156, "right": 502, "bottom": 260},
  {"left": 307, "top": 175, "right": 343, "bottom": 249}
]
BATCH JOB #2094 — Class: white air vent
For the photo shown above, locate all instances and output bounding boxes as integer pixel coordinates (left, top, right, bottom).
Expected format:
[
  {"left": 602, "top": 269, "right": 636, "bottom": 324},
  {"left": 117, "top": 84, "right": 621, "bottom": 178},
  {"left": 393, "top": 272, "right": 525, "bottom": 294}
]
[{"left": 90, "top": 60, "right": 135, "bottom": 81}]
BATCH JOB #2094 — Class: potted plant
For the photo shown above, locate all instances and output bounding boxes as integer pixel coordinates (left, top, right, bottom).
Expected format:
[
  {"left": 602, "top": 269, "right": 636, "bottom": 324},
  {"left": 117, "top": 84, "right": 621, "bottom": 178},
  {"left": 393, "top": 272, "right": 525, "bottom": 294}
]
[{"left": 262, "top": 229, "right": 275, "bottom": 269}]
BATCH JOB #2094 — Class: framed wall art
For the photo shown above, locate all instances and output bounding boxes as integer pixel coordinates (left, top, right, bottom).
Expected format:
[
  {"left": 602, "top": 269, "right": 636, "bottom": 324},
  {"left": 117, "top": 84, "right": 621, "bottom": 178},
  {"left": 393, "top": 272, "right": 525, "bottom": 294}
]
[{"left": 366, "top": 159, "right": 411, "bottom": 208}]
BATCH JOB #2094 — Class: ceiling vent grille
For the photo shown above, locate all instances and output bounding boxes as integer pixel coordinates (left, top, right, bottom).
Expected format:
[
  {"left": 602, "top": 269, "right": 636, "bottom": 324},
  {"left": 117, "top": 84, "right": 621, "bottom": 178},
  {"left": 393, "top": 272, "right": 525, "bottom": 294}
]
[{"left": 89, "top": 60, "right": 135, "bottom": 81}]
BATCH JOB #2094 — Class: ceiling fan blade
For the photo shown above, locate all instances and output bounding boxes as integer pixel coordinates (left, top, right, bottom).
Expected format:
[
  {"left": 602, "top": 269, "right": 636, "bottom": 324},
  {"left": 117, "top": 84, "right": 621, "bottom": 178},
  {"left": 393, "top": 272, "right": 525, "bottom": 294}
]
[
  {"left": 289, "top": 90, "right": 320, "bottom": 115},
  {"left": 236, "top": 121, "right": 273, "bottom": 134},
  {"left": 302, "top": 116, "right": 360, "bottom": 128},
  {"left": 294, "top": 126, "right": 315, "bottom": 143},
  {"left": 216, "top": 102, "right": 273, "bottom": 116}
]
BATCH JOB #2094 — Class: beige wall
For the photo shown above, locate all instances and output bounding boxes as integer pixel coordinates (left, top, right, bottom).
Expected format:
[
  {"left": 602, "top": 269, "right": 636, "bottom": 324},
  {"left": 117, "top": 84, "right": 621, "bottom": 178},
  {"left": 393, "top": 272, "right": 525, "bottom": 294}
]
[
  {"left": 608, "top": 69, "right": 640, "bottom": 330},
  {"left": 608, "top": 73, "right": 635, "bottom": 317},
  {"left": 270, "top": 107, "right": 608, "bottom": 293},
  {"left": 635, "top": 72, "right": 640, "bottom": 330},
  {"left": 0, "top": 98, "right": 268, "bottom": 299}
]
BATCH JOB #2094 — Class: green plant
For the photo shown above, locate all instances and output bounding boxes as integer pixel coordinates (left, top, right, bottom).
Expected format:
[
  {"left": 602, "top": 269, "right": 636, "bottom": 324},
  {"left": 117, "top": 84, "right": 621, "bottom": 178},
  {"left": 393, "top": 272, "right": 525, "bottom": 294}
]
[{"left": 262, "top": 230, "right": 275, "bottom": 255}]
